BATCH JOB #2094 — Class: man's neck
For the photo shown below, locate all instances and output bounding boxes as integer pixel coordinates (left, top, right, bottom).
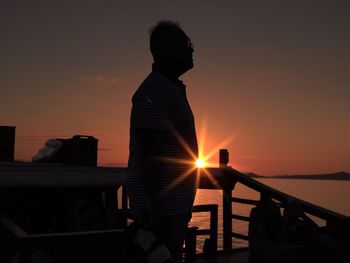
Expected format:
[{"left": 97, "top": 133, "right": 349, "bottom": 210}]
[{"left": 152, "top": 63, "right": 181, "bottom": 81}]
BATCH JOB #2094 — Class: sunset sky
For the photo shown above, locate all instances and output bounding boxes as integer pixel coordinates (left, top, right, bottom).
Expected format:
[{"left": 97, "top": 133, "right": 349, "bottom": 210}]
[{"left": 1, "top": 1, "right": 349, "bottom": 175}]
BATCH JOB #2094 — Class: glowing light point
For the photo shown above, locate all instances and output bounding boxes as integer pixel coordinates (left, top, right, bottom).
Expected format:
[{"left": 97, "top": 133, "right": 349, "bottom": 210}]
[{"left": 195, "top": 159, "right": 205, "bottom": 168}]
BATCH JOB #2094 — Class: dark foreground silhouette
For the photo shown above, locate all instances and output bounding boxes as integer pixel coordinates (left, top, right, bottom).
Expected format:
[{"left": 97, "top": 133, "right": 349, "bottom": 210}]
[
  {"left": 127, "top": 20, "right": 198, "bottom": 263},
  {"left": 249, "top": 197, "right": 350, "bottom": 263}
]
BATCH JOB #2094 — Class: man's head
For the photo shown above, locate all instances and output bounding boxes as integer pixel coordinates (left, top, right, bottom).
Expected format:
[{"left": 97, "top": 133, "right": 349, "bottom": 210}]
[{"left": 149, "top": 20, "right": 194, "bottom": 77}]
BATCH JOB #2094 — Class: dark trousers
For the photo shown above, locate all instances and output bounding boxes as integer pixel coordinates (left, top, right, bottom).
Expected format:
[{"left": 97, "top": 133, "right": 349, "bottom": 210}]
[{"left": 154, "top": 212, "right": 192, "bottom": 262}]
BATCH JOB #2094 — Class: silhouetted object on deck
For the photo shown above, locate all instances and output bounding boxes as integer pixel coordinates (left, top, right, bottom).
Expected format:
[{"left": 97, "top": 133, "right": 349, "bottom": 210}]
[
  {"left": 0, "top": 126, "right": 15, "bottom": 162},
  {"left": 32, "top": 135, "right": 98, "bottom": 166},
  {"left": 32, "top": 139, "right": 63, "bottom": 162},
  {"left": 219, "top": 149, "right": 229, "bottom": 167},
  {"left": 249, "top": 196, "right": 350, "bottom": 263},
  {"left": 127, "top": 214, "right": 174, "bottom": 263}
]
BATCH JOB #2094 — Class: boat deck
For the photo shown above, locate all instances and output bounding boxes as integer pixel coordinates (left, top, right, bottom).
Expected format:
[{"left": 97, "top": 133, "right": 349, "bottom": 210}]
[
  {"left": 195, "top": 249, "right": 249, "bottom": 263},
  {"left": 1, "top": 162, "right": 347, "bottom": 263}
]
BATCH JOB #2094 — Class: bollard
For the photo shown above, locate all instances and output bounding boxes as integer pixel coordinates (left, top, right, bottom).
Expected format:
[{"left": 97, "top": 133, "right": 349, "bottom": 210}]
[{"left": 219, "top": 149, "right": 229, "bottom": 167}]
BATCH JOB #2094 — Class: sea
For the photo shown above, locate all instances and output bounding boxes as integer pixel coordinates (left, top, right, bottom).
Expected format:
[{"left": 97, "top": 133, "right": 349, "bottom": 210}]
[{"left": 190, "top": 178, "right": 350, "bottom": 252}]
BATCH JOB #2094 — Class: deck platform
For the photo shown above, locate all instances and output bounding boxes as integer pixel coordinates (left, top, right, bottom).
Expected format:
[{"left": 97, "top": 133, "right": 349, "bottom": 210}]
[{"left": 195, "top": 249, "right": 249, "bottom": 263}]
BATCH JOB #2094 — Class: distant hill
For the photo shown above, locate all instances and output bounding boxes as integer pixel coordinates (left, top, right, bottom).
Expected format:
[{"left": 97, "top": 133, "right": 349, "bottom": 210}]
[
  {"left": 244, "top": 172, "right": 260, "bottom": 178},
  {"left": 248, "top": 171, "right": 350, "bottom": 181}
]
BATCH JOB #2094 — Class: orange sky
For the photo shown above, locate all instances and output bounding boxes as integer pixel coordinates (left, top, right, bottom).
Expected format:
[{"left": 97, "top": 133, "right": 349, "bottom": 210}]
[{"left": 1, "top": 1, "right": 349, "bottom": 175}]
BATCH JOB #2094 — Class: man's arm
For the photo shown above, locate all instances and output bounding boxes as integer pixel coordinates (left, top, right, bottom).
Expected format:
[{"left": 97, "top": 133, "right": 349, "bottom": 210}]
[
  {"left": 136, "top": 128, "right": 163, "bottom": 200},
  {"left": 136, "top": 128, "right": 163, "bottom": 226}
]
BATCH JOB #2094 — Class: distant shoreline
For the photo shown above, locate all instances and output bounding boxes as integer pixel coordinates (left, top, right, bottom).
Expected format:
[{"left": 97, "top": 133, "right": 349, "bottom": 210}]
[{"left": 246, "top": 172, "right": 350, "bottom": 181}]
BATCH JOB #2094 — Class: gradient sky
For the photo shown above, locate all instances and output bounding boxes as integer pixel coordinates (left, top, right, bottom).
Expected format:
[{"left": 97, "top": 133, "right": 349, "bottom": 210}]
[{"left": 1, "top": 1, "right": 349, "bottom": 175}]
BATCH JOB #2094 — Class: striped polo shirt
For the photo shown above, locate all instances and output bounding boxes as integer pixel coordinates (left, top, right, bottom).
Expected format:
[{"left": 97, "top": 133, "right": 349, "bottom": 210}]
[{"left": 127, "top": 71, "right": 198, "bottom": 216}]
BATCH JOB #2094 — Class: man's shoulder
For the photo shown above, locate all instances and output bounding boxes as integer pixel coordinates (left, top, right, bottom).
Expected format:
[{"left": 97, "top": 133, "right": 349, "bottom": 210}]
[
  {"left": 135, "top": 72, "right": 178, "bottom": 97},
  {"left": 143, "top": 72, "right": 178, "bottom": 88}
]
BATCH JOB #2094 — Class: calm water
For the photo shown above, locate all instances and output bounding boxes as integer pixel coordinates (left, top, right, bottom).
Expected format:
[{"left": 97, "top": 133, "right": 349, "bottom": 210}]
[{"left": 190, "top": 179, "right": 350, "bottom": 251}]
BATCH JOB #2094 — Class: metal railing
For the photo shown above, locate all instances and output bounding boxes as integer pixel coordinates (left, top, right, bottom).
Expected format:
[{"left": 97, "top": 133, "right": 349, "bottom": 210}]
[
  {"left": 207, "top": 165, "right": 348, "bottom": 250},
  {"left": 1, "top": 151, "right": 347, "bottom": 258}
]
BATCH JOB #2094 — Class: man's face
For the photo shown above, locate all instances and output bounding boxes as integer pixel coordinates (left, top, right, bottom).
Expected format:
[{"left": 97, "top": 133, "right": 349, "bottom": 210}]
[{"left": 164, "top": 31, "right": 194, "bottom": 75}]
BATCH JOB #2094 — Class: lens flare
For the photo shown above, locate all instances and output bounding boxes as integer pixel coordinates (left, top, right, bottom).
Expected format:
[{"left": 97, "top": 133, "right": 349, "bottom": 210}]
[
  {"left": 195, "top": 159, "right": 205, "bottom": 168},
  {"left": 159, "top": 119, "right": 237, "bottom": 192}
]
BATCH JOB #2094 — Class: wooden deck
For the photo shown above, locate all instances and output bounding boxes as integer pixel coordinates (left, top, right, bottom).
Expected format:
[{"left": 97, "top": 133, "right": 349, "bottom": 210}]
[{"left": 195, "top": 249, "right": 249, "bottom": 263}]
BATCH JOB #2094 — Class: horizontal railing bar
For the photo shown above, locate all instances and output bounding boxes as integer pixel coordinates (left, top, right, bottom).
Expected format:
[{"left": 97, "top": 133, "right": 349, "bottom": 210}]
[
  {"left": 192, "top": 204, "right": 218, "bottom": 212},
  {"left": 231, "top": 214, "right": 250, "bottom": 222},
  {"left": 196, "top": 229, "right": 210, "bottom": 235},
  {"left": 0, "top": 215, "right": 126, "bottom": 245},
  {"left": 231, "top": 197, "right": 258, "bottom": 205},
  {"left": 231, "top": 232, "right": 249, "bottom": 240}
]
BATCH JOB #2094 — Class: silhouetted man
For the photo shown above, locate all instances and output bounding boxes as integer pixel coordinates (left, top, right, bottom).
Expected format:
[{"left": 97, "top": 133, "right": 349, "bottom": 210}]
[{"left": 127, "top": 20, "right": 198, "bottom": 262}]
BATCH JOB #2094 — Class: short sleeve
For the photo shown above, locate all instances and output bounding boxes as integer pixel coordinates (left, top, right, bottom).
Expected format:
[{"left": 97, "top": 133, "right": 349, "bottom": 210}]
[{"left": 131, "top": 88, "right": 171, "bottom": 132}]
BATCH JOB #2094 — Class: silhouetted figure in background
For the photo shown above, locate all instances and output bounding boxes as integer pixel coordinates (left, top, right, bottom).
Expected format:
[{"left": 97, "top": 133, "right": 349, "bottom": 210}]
[{"left": 127, "top": 20, "right": 198, "bottom": 262}]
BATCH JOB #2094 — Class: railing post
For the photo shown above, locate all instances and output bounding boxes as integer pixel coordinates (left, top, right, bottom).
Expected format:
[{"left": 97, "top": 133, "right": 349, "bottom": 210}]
[
  {"left": 219, "top": 149, "right": 229, "bottom": 168},
  {"left": 223, "top": 186, "right": 232, "bottom": 250},
  {"left": 220, "top": 148, "right": 233, "bottom": 250},
  {"left": 185, "top": 226, "right": 198, "bottom": 263},
  {"left": 210, "top": 205, "right": 218, "bottom": 252},
  {"left": 122, "top": 185, "right": 128, "bottom": 210}
]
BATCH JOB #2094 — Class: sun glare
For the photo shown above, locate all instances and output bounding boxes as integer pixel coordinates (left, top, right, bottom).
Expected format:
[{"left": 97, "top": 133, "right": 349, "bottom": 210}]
[
  {"left": 161, "top": 118, "right": 236, "bottom": 192},
  {"left": 195, "top": 159, "right": 205, "bottom": 168}
]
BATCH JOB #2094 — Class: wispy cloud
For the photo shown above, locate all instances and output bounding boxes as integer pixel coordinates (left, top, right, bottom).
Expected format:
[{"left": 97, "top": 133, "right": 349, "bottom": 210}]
[{"left": 77, "top": 74, "right": 120, "bottom": 86}]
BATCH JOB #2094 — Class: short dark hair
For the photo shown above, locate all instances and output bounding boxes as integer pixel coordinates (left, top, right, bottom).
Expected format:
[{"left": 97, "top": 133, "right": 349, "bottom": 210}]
[{"left": 149, "top": 20, "right": 183, "bottom": 58}]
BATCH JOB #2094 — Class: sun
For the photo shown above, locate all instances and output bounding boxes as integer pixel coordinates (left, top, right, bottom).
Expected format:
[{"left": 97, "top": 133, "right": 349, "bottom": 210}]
[
  {"left": 195, "top": 159, "right": 205, "bottom": 168},
  {"left": 161, "top": 118, "right": 237, "bottom": 192}
]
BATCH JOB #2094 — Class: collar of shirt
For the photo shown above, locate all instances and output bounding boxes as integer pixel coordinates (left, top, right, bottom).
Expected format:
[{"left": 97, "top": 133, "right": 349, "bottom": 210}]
[{"left": 152, "top": 63, "right": 186, "bottom": 90}]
